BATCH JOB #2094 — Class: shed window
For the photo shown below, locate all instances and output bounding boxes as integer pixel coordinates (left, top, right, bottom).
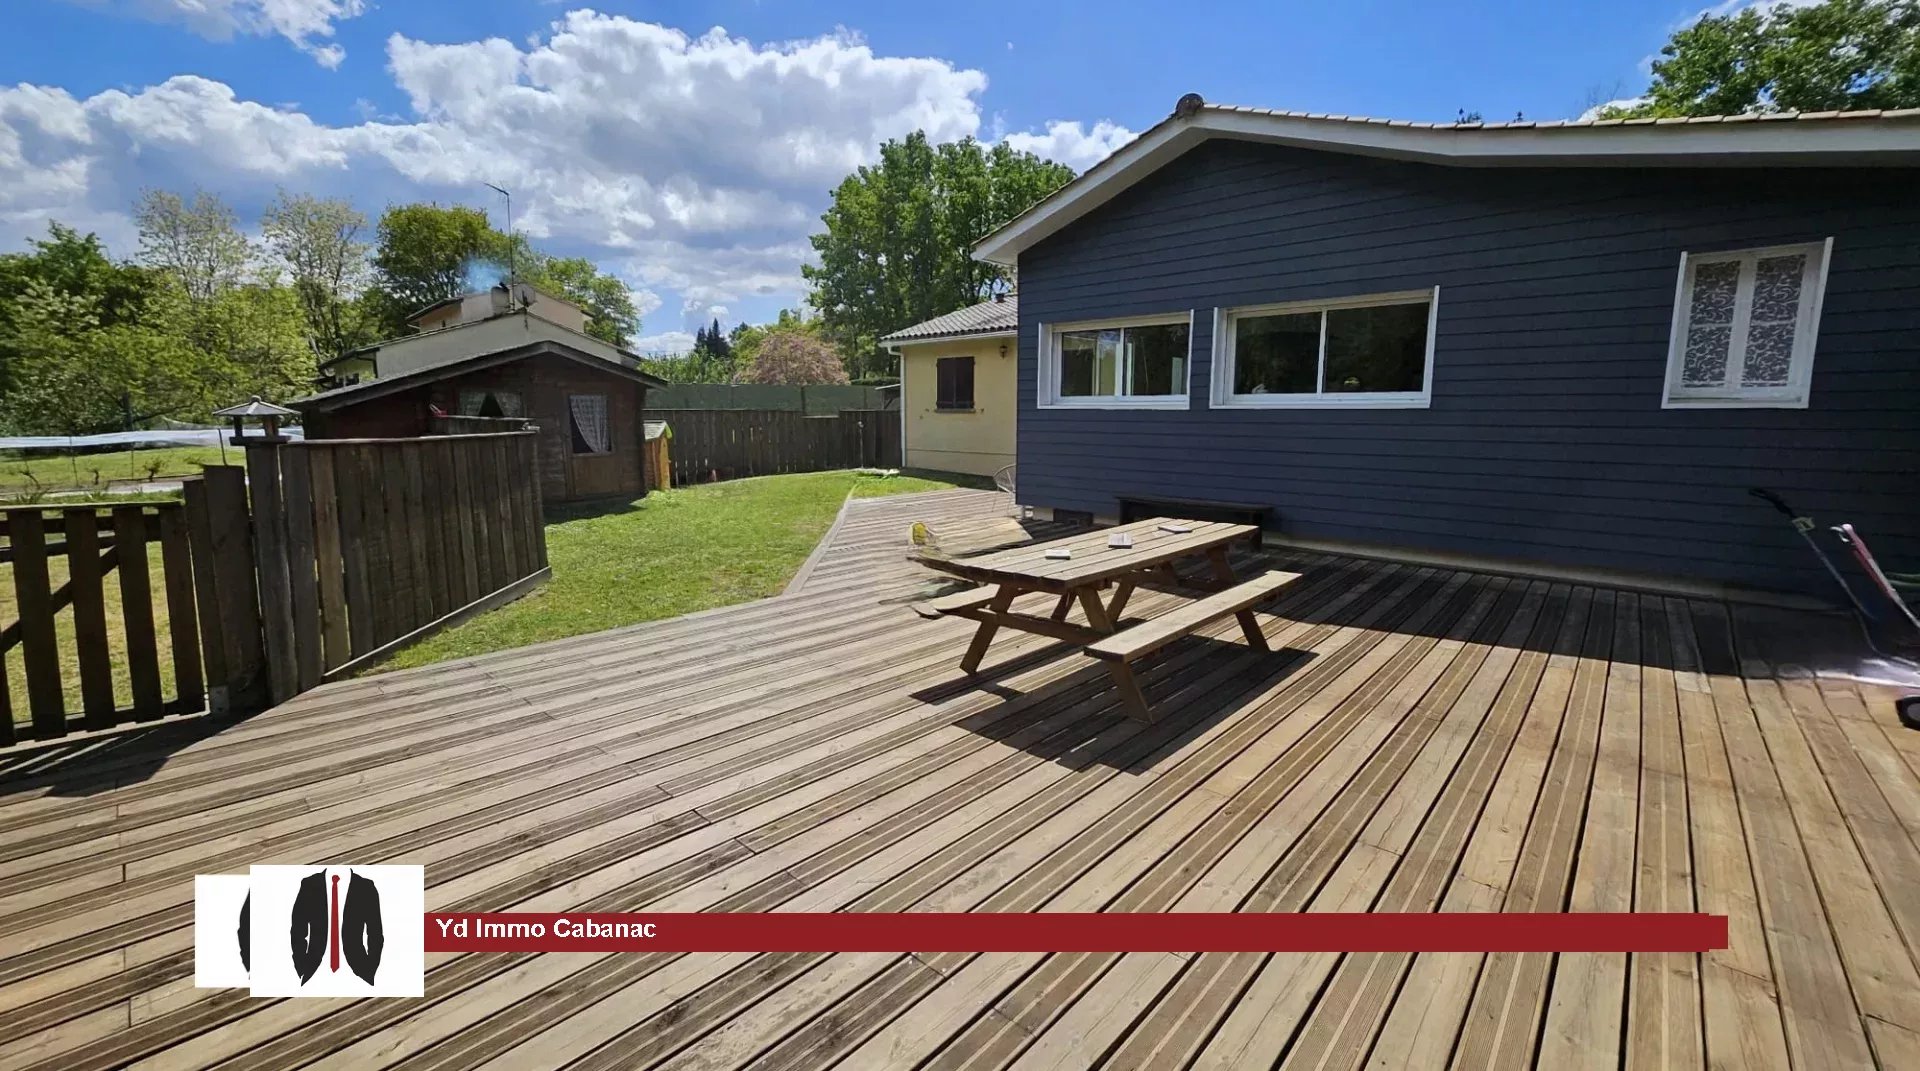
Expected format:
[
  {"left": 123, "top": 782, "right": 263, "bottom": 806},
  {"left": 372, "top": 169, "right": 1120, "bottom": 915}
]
[
  {"left": 458, "top": 388, "right": 523, "bottom": 417},
  {"left": 1210, "top": 289, "right": 1437, "bottom": 409},
  {"left": 1038, "top": 313, "right": 1191, "bottom": 409},
  {"left": 1663, "top": 239, "right": 1830, "bottom": 409},
  {"left": 568, "top": 394, "right": 611, "bottom": 455},
  {"left": 935, "top": 356, "right": 975, "bottom": 410}
]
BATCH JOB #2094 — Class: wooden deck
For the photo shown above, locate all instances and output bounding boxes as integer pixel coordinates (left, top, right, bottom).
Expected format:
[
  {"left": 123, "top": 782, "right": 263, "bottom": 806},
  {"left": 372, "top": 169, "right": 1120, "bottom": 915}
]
[{"left": 3, "top": 487, "right": 1919, "bottom": 1070}]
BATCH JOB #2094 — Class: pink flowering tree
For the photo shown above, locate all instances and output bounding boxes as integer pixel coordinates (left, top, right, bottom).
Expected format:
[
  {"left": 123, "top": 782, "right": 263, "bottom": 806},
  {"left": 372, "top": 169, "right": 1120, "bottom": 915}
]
[{"left": 740, "top": 327, "right": 849, "bottom": 385}]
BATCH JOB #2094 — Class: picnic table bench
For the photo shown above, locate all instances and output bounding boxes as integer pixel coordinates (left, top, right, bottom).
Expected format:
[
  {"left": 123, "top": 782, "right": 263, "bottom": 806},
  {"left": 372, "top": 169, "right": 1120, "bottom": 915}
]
[{"left": 910, "top": 517, "right": 1301, "bottom": 720}]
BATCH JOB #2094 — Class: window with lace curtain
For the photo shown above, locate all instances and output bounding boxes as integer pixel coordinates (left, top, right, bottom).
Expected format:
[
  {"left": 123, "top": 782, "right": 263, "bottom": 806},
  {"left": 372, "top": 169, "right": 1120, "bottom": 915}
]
[
  {"left": 1662, "top": 239, "right": 1831, "bottom": 409},
  {"left": 568, "top": 394, "right": 611, "bottom": 455}
]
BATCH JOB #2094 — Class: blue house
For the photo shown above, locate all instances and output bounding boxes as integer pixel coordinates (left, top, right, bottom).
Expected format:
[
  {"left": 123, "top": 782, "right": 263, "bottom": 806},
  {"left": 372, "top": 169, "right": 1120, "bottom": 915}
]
[{"left": 976, "top": 96, "right": 1920, "bottom": 598}]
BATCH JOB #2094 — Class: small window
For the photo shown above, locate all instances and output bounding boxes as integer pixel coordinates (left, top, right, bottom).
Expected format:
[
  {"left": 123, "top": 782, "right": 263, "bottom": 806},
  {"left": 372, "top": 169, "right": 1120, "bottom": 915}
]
[
  {"left": 1663, "top": 239, "right": 1830, "bottom": 409},
  {"left": 935, "top": 356, "right": 975, "bottom": 410},
  {"left": 458, "top": 388, "right": 523, "bottom": 418},
  {"left": 568, "top": 394, "right": 611, "bottom": 455},
  {"left": 1039, "top": 314, "right": 1191, "bottom": 408},
  {"left": 1212, "top": 289, "right": 1438, "bottom": 409}
]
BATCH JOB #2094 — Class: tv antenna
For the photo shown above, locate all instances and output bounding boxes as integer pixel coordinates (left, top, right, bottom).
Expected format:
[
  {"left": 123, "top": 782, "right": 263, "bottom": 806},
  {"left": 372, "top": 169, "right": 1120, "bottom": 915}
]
[{"left": 483, "top": 182, "right": 514, "bottom": 289}]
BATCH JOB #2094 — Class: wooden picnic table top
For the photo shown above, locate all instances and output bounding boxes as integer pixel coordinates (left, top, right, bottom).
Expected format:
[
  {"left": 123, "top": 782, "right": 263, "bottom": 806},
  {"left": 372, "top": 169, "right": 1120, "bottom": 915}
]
[{"left": 913, "top": 516, "right": 1258, "bottom": 593}]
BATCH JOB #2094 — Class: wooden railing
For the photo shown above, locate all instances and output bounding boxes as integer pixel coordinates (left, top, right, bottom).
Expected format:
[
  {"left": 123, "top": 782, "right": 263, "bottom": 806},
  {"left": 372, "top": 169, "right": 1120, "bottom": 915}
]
[
  {"left": 658, "top": 408, "right": 901, "bottom": 486},
  {"left": 1, "top": 501, "right": 205, "bottom": 743}
]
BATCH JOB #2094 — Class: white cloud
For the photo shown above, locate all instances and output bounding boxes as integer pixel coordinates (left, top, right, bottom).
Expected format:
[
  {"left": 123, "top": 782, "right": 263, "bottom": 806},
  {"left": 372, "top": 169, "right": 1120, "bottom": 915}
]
[
  {"left": 631, "top": 330, "right": 695, "bottom": 356},
  {"left": 1, "top": 12, "right": 1121, "bottom": 331},
  {"left": 1579, "top": 96, "right": 1650, "bottom": 121},
  {"left": 1003, "top": 119, "right": 1136, "bottom": 172},
  {"left": 69, "top": 1, "right": 369, "bottom": 68}
]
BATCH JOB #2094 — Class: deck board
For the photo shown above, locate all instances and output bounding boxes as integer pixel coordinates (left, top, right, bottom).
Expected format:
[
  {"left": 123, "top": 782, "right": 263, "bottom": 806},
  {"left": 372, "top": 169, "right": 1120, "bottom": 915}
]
[{"left": 1, "top": 488, "right": 1914, "bottom": 1071}]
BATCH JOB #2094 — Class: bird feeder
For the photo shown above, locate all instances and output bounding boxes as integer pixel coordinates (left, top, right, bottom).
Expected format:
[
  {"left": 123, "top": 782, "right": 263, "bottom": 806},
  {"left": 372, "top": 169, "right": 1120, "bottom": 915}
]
[{"left": 213, "top": 396, "right": 298, "bottom": 445}]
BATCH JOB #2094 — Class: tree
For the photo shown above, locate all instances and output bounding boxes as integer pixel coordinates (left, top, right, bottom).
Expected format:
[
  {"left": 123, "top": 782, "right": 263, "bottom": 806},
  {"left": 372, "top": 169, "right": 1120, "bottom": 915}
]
[
  {"left": 134, "top": 189, "right": 253, "bottom": 303},
  {"left": 1603, "top": 0, "right": 1920, "bottom": 118},
  {"left": 0, "top": 224, "right": 158, "bottom": 393},
  {"left": 519, "top": 254, "right": 640, "bottom": 347},
  {"left": 803, "top": 133, "right": 1073, "bottom": 378},
  {"left": 261, "top": 191, "right": 373, "bottom": 362},
  {"left": 366, "top": 203, "right": 504, "bottom": 335},
  {"left": 741, "top": 326, "right": 849, "bottom": 386}
]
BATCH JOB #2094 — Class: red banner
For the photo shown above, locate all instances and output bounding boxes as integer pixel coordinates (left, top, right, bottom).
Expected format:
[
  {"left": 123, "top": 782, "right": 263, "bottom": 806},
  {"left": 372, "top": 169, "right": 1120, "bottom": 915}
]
[{"left": 424, "top": 912, "right": 1727, "bottom": 953}]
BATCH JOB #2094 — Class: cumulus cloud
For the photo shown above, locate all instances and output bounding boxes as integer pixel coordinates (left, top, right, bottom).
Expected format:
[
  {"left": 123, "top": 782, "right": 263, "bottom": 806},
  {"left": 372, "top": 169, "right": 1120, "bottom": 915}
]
[
  {"left": 1004, "top": 119, "right": 1136, "bottom": 172},
  {"left": 631, "top": 330, "right": 696, "bottom": 356},
  {"left": 2, "top": 12, "right": 1119, "bottom": 329},
  {"left": 69, "top": 1, "right": 369, "bottom": 68}
]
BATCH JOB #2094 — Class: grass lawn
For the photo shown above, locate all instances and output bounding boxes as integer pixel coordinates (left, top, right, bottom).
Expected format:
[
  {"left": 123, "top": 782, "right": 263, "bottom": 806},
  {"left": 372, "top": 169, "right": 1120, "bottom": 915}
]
[
  {"left": 384, "top": 468, "right": 983, "bottom": 671},
  {"left": 1, "top": 445, "right": 233, "bottom": 496}
]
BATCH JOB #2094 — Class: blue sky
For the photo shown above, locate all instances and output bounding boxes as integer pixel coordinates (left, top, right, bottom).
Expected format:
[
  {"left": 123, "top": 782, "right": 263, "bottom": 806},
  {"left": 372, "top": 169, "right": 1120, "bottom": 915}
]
[{"left": 2, "top": 1, "right": 1723, "bottom": 352}]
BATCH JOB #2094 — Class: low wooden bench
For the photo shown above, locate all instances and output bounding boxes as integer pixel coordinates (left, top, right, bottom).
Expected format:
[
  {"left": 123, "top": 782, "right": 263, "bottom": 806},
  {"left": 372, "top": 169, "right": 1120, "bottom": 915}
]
[
  {"left": 910, "top": 585, "right": 995, "bottom": 620},
  {"left": 1084, "top": 569, "right": 1301, "bottom": 720}
]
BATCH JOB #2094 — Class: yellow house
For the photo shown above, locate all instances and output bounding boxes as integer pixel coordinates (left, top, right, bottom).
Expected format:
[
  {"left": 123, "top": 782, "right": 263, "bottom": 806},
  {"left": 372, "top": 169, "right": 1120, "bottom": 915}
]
[{"left": 883, "top": 294, "right": 1018, "bottom": 478}]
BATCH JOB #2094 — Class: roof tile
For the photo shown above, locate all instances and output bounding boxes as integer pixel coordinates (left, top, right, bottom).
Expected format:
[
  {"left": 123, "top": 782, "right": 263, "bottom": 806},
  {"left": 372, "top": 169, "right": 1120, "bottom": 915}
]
[{"left": 881, "top": 296, "right": 1019, "bottom": 343}]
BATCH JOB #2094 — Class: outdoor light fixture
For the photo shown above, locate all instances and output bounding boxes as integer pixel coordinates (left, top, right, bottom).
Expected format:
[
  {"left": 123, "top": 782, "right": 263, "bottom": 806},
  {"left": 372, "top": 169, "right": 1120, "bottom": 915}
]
[{"left": 213, "top": 395, "right": 298, "bottom": 446}]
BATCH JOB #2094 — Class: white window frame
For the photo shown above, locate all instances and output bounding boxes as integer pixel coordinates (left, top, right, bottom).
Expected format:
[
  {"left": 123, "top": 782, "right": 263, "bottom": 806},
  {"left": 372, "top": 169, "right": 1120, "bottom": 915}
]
[
  {"left": 1037, "top": 311, "right": 1194, "bottom": 410},
  {"left": 1209, "top": 288, "right": 1440, "bottom": 409},
  {"left": 1661, "top": 238, "right": 1831, "bottom": 410}
]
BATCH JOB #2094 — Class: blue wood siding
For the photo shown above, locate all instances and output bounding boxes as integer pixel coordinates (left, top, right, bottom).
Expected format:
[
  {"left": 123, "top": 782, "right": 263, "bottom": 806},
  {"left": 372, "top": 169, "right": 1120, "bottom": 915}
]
[{"left": 1016, "top": 139, "right": 1920, "bottom": 595}]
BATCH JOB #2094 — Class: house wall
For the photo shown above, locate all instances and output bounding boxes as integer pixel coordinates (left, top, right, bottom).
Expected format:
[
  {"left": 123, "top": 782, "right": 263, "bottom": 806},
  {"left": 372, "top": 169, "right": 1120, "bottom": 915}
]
[
  {"left": 1016, "top": 139, "right": 1920, "bottom": 595},
  {"left": 900, "top": 336, "right": 1018, "bottom": 477},
  {"left": 303, "top": 353, "right": 647, "bottom": 503}
]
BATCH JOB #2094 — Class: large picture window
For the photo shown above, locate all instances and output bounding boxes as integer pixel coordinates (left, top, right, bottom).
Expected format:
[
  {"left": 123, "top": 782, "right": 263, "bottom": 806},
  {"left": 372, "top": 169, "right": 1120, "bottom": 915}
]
[
  {"left": 1662, "top": 239, "right": 1829, "bottom": 409},
  {"left": 1211, "top": 289, "right": 1438, "bottom": 409},
  {"left": 1039, "top": 313, "right": 1191, "bottom": 409}
]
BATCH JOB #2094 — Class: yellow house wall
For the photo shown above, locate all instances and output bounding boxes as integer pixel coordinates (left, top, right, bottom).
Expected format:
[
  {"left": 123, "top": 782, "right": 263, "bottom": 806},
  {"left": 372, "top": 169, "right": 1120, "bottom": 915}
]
[{"left": 900, "top": 335, "right": 1016, "bottom": 478}]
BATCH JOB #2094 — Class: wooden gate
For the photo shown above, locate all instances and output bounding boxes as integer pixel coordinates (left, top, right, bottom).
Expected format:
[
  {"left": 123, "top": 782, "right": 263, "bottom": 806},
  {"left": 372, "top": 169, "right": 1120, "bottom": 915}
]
[{"left": 2, "top": 499, "right": 214, "bottom": 743}]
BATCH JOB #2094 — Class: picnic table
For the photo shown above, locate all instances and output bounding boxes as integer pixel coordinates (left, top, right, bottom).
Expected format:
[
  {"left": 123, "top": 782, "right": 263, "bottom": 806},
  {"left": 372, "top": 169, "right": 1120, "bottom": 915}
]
[{"left": 911, "top": 517, "right": 1300, "bottom": 720}]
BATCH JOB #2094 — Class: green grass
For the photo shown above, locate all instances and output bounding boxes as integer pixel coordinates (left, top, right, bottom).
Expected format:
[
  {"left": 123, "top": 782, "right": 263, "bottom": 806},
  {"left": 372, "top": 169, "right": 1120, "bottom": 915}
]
[
  {"left": 0, "top": 445, "right": 232, "bottom": 495},
  {"left": 384, "top": 468, "right": 975, "bottom": 671}
]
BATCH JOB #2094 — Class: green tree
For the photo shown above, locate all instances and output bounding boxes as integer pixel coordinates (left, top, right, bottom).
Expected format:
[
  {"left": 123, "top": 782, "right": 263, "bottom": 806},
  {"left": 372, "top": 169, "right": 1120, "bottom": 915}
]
[
  {"left": 261, "top": 190, "right": 373, "bottom": 362},
  {"left": 519, "top": 254, "right": 640, "bottom": 347},
  {"left": 366, "top": 203, "right": 503, "bottom": 336},
  {"left": 134, "top": 189, "right": 253, "bottom": 302},
  {"left": 0, "top": 224, "right": 158, "bottom": 394},
  {"left": 803, "top": 133, "right": 1072, "bottom": 378},
  {"left": 1603, "top": 0, "right": 1920, "bottom": 117}
]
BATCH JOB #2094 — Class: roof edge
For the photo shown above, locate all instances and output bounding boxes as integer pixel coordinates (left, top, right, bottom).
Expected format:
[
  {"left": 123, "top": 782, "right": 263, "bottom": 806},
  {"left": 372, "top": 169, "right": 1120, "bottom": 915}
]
[{"left": 974, "top": 103, "right": 1920, "bottom": 266}]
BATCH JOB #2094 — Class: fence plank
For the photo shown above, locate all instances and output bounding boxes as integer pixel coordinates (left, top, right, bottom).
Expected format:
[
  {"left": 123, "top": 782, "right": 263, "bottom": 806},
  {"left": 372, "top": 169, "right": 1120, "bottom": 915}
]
[
  {"left": 378, "top": 445, "right": 414, "bottom": 642},
  {"left": 307, "top": 448, "right": 351, "bottom": 673},
  {"left": 522, "top": 433, "right": 548, "bottom": 570},
  {"left": 0, "top": 646, "right": 11, "bottom": 746},
  {"left": 63, "top": 508, "right": 116, "bottom": 728},
  {"left": 434, "top": 440, "right": 465, "bottom": 613},
  {"left": 8, "top": 510, "right": 66, "bottom": 737},
  {"left": 401, "top": 442, "right": 436, "bottom": 625},
  {"left": 158, "top": 504, "right": 204, "bottom": 713},
  {"left": 336, "top": 446, "right": 377, "bottom": 656},
  {"left": 279, "top": 447, "right": 323, "bottom": 694},
  {"left": 112, "top": 504, "right": 165, "bottom": 719},
  {"left": 486, "top": 437, "right": 514, "bottom": 584},
  {"left": 182, "top": 479, "right": 229, "bottom": 715},
  {"left": 451, "top": 441, "right": 481, "bottom": 604},
  {"left": 404, "top": 441, "right": 443, "bottom": 622},
  {"left": 246, "top": 445, "right": 297, "bottom": 706}
]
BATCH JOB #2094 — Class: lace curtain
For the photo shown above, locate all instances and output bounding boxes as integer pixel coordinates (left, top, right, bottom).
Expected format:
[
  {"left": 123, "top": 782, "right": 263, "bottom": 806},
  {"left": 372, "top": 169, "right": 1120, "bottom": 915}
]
[{"left": 569, "top": 394, "right": 611, "bottom": 454}]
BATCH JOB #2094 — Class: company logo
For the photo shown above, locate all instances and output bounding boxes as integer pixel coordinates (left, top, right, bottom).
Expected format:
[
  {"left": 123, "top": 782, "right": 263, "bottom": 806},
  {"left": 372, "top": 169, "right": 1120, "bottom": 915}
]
[{"left": 193, "top": 864, "right": 424, "bottom": 998}]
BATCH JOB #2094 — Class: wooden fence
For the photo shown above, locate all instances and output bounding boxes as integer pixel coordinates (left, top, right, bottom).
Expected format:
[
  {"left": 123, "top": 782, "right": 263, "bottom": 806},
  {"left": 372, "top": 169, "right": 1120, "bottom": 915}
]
[
  {"left": 2, "top": 430, "right": 550, "bottom": 743},
  {"left": 1, "top": 501, "right": 205, "bottom": 744},
  {"left": 246, "top": 431, "right": 549, "bottom": 703},
  {"left": 661, "top": 408, "right": 901, "bottom": 486}
]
